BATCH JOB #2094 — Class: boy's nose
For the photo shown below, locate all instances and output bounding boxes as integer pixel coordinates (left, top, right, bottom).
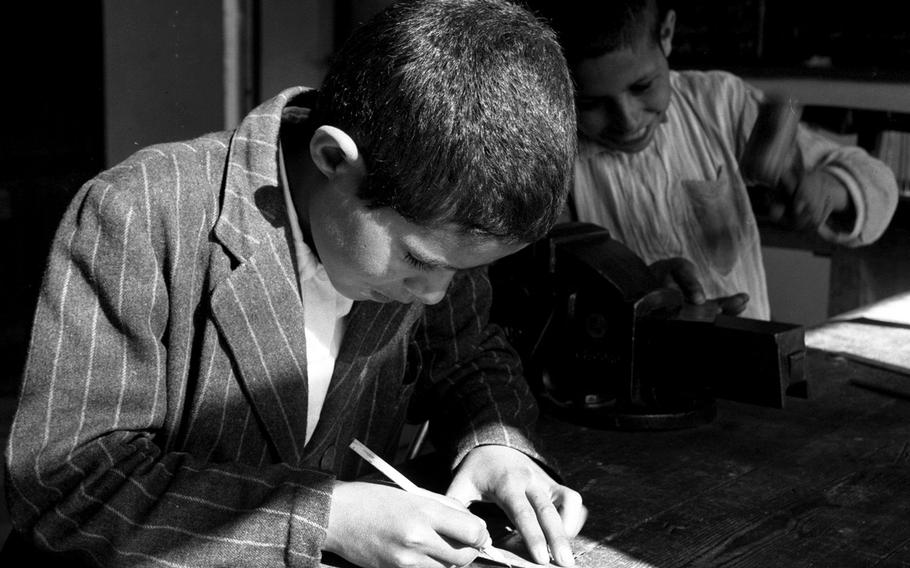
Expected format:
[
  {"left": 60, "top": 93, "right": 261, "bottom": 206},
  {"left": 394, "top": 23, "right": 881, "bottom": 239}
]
[
  {"left": 405, "top": 269, "right": 456, "bottom": 305},
  {"left": 612, "top": 97, "right": 643, "bottom": 134}
]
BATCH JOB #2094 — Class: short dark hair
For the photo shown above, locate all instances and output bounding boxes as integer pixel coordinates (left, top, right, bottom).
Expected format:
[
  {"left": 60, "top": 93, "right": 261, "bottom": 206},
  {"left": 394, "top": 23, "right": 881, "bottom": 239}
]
[
  {"left": 523, "top": 0, "right": 670, "bottom": 63},
  {"left": 314, "top": 0, "right": 576, "bottom": 243}
]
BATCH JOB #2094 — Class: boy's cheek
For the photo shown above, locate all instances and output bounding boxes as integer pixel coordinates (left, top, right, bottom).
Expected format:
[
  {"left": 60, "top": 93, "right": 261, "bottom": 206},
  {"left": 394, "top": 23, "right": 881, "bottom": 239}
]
[{"left": 576, "top": 111, "right": 604, "bottom": 139}]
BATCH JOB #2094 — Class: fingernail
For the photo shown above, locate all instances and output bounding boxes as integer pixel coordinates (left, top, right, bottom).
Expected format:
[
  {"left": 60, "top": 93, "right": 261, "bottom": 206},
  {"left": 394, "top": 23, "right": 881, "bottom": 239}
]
[
  {"left": 533, "top": 545, "right": 549, "bottom": 564},
  {"left": 556, "top": 548, "right": 575, "bottom": 566}
]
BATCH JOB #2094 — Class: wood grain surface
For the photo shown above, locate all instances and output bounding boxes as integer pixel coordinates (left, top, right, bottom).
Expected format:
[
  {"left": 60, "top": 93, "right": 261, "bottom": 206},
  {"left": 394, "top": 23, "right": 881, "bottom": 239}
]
[
  {"left": 531, "top": 349, "right": 910, "bottom": 568},
  {"left": 325, "top": 348, "right": 910, "bottom": 568}
]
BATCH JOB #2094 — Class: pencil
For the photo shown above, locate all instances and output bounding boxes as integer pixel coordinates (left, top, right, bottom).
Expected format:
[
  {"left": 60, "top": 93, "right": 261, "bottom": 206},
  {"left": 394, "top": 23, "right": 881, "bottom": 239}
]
[{"left": 349, "top": 438, "right": 514, "bottom": 567}]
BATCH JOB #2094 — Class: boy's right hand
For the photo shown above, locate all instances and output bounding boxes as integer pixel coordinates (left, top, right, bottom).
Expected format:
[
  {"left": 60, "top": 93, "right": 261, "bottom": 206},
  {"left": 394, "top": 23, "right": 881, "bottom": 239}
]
[
  {"left": 324, "top": 480, "right": 491, "bottom": 568},
  {"left": 781, "top": 168, "right": 851, "bottom": 232}
]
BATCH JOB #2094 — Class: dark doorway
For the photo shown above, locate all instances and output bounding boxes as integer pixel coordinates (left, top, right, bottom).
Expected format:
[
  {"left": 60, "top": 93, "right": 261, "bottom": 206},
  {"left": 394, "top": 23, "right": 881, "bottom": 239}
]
[{"left": 0, "top": 3, "right": 105, "bottom": 395}]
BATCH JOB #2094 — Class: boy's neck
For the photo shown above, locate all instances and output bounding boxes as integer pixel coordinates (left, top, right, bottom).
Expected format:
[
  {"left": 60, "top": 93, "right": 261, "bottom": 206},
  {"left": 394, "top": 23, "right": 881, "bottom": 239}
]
[{"left": 279, "top": 127, "right": 318, "bottom": 257}]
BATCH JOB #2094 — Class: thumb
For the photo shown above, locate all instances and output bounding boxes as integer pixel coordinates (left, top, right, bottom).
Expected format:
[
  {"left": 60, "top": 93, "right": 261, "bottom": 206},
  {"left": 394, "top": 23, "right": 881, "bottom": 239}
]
[
  {"left": 768, "top": 200, "right": 788, "bottom": 223},
  {"left": 717, "top": 292, "right": 750, "bottom": 316},
  {"left": 415, "top": 487, "right": 471, "bottom": 511},
  {"left": 445, "top": 473, "right": 482, "bottom": 508},
  {"left": 649, "top": 257, "right": 706, "bottom": 304}
]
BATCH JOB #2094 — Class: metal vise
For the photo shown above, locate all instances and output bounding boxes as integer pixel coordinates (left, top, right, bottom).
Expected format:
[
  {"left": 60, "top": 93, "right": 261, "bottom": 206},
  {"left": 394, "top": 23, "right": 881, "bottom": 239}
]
[{"left": 489, "top": 222, "right": 808, "bottom": 430}]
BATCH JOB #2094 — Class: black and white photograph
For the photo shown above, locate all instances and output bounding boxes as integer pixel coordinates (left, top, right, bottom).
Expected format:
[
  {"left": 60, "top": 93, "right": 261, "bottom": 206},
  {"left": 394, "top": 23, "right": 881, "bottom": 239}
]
[{"left": 1, "top": 1, "right": 908, "bottom": 566}]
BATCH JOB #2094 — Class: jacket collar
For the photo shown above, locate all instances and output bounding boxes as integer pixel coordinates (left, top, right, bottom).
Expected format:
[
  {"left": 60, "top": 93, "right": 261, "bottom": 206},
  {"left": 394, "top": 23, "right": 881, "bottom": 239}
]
[
  {"left": 208, "top": 88, "right": 423, "bottom": 467},
  {"left": 210, "top": 87, "right": 313, "bottom": 465},
  {"left": 214, "top": 86, "right": 312, "bottom": 263}
]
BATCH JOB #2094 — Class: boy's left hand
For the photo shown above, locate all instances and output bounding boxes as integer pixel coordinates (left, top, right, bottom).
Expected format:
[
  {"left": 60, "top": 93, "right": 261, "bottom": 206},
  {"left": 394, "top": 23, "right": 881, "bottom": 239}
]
[
  {"left": 780, "top": 169, "right": 850, "bottom": 231},
  {"left": 446, "top": 445, "right": 587, "bottom": 567},
  {"left": 648, "top": 257, "right": 749, "bottom": 316}
]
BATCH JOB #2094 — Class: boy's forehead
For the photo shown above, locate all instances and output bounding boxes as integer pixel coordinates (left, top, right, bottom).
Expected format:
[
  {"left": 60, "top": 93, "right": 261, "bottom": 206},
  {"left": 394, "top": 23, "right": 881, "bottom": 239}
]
[
  {"left": 573, "top": 39, "right": 663, "bottom": 96},
  {"left": 408, "top": 222, "right": 526, "bottom": 269},
  {"left": 423, "top": 222, "right": 521, "bottom": 250}
]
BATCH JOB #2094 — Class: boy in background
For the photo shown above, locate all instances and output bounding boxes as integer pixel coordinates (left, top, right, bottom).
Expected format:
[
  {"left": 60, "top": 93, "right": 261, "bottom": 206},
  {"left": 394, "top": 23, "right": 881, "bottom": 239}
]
[
  {"left": 526, "top": 0, "right": 898, "bottom": 320},
  {"left": 3, "top": 1, "right": 585, "bottom": 566}
]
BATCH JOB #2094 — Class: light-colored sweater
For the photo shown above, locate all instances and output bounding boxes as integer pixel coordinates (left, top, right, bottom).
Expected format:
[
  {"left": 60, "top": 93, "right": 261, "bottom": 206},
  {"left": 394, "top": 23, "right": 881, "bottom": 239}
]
[{"left": 572, "top": 70, "right": 898, "bottom": 319}]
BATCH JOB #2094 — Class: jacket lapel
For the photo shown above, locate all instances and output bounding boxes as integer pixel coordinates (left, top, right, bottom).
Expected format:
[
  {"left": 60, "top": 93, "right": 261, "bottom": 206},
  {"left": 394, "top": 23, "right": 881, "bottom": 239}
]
[
  {"left": 301, "top": 300, "right": 422, "bottom": 460},
  {"left": 211, "top": 252, "right": 310, "bottom": 466},
  {"left": 207, "top": 87, "right": 427, "bottom": 468},
  {"left": 210, "top": 88, "right": 312, "bottom": 466}
]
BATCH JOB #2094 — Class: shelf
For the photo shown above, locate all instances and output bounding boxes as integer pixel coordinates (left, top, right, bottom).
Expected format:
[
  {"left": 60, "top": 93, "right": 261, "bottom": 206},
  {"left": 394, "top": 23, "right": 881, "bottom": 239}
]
[{"left": 742, "top": 76, "right": 910, "bottom": 115}]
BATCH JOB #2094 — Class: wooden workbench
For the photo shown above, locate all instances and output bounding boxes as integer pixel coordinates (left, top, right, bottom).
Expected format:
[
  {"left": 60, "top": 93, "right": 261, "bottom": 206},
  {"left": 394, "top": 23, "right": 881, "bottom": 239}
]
[
  {"left": 323, "top": 347, "right": 909, "bottom": 568},
  {"left": 524, "top": 348, "right": 910, "bottom": 568}
]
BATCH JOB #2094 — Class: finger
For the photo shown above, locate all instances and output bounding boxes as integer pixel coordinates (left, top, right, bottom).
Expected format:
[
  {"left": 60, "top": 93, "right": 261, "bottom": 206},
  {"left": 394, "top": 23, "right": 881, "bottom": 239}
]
[
  {"left": 768, "top": 200, "right": 787, "bottom": 223},
  {"left": 425, "top": 531, "right": 482, "bottom": 568},
  {"left": 795, "top": 181, "right": 832, "bottom": 230},
  {"left": 717, "top": 292, "right": 749, "bottom": 316},
  {"left": 554, "top": 488, "right": 587, "bottom": 538},
  {"left": 427, "top": 502, "right": 492, "bottom": 554},
  {"left": 812, "top": 193, "right": 835, "bottom": 228},
  {"left": 427, "top": 516, "right": 492, "bottom": 568},
  {"left": 528, "top": 488, "right": 574, "bottom": 566},
  {"left": 661, "top": 258, "right": 705, "bottom": 304},
  {"left": 498, "top": 488, "right": 550, "bottom": 565},
  {"left": 677, "top": 301, "right": 721, "bottom": 322},
  {"left": 790, "top": 196, "right": 815, "bottom": 231},
  {"left": 387, "top": 502, "right": 480, "bottom": 568}
]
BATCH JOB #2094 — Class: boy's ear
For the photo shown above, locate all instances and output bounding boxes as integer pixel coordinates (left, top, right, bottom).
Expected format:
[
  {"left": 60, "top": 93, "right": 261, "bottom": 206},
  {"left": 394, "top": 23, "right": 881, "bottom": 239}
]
[
  {"left": 309, "top": 125, "right": 366, "bottom": 179},
  {"left": 659, "top": 9, "right": 676, "bottom": 57}
]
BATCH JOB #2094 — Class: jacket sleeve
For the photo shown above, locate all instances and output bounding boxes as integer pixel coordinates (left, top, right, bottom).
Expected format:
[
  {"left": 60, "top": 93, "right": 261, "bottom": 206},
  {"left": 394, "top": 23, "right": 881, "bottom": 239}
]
[
  {"left": 4, "top": 171, "right": 332, "bottom": 567},
  {"left": 795, "top": 123, "right": 899, "bottom": 246},
  {"left": 405, "top": 267, "right": 546, "bottom": 469},
  {"left": 726, "top": 71, "right": 899, "bottom": 247}
]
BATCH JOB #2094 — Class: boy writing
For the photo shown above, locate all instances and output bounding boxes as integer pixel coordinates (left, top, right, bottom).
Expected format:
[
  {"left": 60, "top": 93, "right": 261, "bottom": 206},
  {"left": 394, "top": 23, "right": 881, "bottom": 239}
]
[
  {"left": 526, "top": 0, "right": 898, "bottom": 320},
  {"left": 3, "top": 1, "right": 585, "bottom": 566}
]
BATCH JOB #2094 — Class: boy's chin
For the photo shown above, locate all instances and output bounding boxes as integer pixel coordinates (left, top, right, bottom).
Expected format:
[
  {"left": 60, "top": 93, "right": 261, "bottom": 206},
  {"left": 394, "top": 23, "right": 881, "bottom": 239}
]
[
  {"left": 604, "top": 138, "right": 652, "bottom": 154},
  {"left": 591, "top": 128, "right": 655, "bottom": 154}
]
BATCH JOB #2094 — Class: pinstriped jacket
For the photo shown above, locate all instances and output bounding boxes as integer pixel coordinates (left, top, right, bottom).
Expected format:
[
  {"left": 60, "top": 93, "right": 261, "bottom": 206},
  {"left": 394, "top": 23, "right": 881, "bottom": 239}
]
[{"left": 4, "top": 87, "right": 544, "bottom": 567}]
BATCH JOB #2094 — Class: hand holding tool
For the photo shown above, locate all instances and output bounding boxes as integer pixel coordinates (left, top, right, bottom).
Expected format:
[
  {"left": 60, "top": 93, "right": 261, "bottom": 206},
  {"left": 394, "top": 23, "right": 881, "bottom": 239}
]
[{"left": 349, "top": 439, "right": 516, "bottom": 567}]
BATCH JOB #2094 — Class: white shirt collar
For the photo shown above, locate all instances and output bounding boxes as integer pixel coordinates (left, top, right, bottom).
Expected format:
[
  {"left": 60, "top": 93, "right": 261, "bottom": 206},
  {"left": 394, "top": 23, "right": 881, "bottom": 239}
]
[{"left": 278, "top": 141, "right": 354, "bottom": 318}]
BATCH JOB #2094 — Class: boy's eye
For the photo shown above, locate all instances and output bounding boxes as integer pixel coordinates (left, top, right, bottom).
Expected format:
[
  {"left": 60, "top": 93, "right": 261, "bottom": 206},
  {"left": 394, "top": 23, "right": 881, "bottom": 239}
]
[
  {"left": 404, "top": 252, "right": 433, "bottom": 271},
  {"left": 630, "top": 80, "right": 653, "bottom": 94},
  {"left": 576, "top": 98, "right": 602, "bottom": 111}
]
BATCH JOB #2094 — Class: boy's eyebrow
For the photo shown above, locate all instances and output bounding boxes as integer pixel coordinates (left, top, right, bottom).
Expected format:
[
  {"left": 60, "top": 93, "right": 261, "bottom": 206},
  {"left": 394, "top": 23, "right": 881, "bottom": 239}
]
[
  {"left": 408, "top": 248, "right": 459, "bottom": 271},
  {"left": 577, "top": 71, "right": 659, "bottom": 101},
  {"left": 636, "top": 69, "right": 661, "bottom": 84}
]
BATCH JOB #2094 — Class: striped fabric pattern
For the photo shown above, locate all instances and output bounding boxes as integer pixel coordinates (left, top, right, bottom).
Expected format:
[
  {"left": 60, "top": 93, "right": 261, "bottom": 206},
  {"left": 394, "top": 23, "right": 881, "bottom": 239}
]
[
  {"left": 4, "top": 87, "right": 543, "bottom": 567},
  {"left": 572, "top": 70, "right": 899, "bottom": 320}
]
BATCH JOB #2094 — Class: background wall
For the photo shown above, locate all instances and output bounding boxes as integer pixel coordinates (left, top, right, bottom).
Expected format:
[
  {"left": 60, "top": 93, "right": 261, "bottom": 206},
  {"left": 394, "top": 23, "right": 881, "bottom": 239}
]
[
  {"left": 763, "top": 248, "right": 831, "bottom": 325},
  {"left": 103, "top": 0, "right": 338, "bottom": 166},
  {"left": 103, "top": 1, "right": 225, "bottom": 166},
  {"left": 0, "top": 3, "right": 105, "bottom": 396},
  {"left": 2, "top": 0, "right": 908, "bottom": 396},
  {"left": 259, "top": 0, "right": 335, "bottom": 103}
]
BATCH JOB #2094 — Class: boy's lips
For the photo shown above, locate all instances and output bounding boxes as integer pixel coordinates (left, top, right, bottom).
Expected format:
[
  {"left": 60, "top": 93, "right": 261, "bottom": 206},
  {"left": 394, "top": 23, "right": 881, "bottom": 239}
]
[
  {"left": 605, "top": 123, "right": 654, "bottom": 152},
  {"left": 369, "top": 290, "right": 394, "bottom": 303},
  {"left": 369, "top": 289, "right": 414, "bottom": 304}
]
